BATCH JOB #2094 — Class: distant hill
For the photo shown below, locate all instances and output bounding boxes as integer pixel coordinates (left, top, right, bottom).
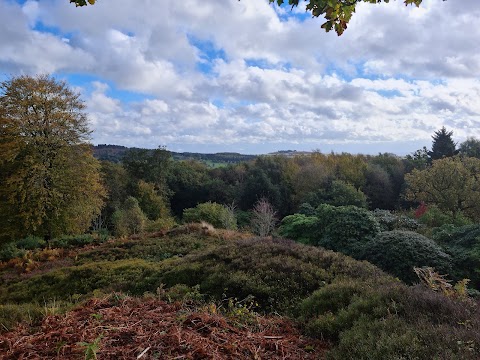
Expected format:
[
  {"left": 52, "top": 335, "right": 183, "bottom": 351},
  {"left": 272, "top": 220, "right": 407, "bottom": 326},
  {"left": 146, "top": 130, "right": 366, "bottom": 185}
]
[
  {"left": 92, "top": 144, "right": 258, "bottom": 166},
  {"left": 267, "top": 150, "right": 313, "bottom": 157}
]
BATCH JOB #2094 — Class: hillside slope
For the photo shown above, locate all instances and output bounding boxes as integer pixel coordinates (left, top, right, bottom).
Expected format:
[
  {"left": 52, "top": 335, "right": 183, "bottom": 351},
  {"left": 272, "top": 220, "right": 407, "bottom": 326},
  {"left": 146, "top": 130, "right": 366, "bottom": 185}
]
[{"left": 1, "top": 227, "right": 479, "bottom": 359}]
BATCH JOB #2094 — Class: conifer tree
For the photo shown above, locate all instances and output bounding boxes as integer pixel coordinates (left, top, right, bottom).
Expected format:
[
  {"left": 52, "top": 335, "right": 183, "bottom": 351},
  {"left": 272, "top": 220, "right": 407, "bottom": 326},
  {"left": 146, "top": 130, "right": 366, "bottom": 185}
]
[
  {"left": 428, "top": 127, "right": 458, "bottom": 163},
  {"left": 0, "top": 75, "right": 106, "bottom": 243}
]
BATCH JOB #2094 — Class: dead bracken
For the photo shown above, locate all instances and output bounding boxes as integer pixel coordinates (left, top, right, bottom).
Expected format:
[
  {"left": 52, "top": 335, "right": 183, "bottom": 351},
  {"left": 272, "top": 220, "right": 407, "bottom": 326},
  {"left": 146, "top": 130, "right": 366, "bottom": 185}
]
[{"left": 0, "top": 294, "right": 328, "bottom": 359}]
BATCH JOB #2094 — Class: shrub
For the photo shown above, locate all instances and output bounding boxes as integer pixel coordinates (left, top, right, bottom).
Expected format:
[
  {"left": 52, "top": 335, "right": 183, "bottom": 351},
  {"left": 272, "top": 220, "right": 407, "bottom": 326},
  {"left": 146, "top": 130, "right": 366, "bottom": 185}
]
[
  {"left": 300, "top": 277, "right": 480, "bottom": 359},
  {"left": 76, "top": 233, "right": 224, "bottom": 264},
  {"left": 49, "top": 234, "right": 96, "bottom": 249},
  {"left": 183, "top": 202, "right": 237, "bottom": 230},
  {"left": 279, "top": 205, "right": 380, "bottom": 258},
  {"left": 315, "top": 204, "right": 381, "bottom": 256},
  {"left": 433, "top": 224, "right": 480, "bottom": 289},
  {"left": 278, "top": 214, "right": 319, "bottom": 244},
  {"left": 159, "top": 237, "right": 384, "bottom": 314},
  {"left": 16, "top": 236, "right": 46, "bottom": 250},
  {"left": 371, "top": 209, "right": 421, "bottom": 232},
  {"left": 0, "top": 243, "right": 26, "bottom": 262},
  {"left": 0, "top": 259, "right": 165, "bottom": 303},
  {"left": 362, "top": 231, "right": 452, "bottom": 284},
  {"left": 145, "top": 216, "right": 176, "bottom": 233}
]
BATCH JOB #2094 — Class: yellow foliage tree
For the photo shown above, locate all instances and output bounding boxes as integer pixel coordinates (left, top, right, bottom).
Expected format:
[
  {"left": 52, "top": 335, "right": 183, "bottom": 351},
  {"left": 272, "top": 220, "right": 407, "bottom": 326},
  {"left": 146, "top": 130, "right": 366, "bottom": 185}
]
[
  {"left": 405, "top": 156, "right": 480, "bottom": 221},
  {"left": 0, "top": 75, "right": 106, "bottom": 242}
]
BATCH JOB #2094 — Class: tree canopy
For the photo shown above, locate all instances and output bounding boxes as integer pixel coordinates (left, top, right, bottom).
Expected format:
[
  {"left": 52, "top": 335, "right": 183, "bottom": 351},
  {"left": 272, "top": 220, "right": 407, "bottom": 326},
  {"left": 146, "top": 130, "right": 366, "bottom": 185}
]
[
  {"left": 0, "top": 75, "right": 106, "bottom": 242},
  {"left": 69, "top": 0, "right": 427, "bottom": 36},
  {"left": 405, "top": 156, "right": 480, "bottom": 221}
]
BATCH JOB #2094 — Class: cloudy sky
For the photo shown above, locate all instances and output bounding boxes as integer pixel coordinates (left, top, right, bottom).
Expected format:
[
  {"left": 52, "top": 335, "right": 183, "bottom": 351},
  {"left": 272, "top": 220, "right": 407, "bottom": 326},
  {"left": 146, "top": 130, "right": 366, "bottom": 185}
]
[{"left": 1, "top": 0, "right": 480, "bottom": 154}]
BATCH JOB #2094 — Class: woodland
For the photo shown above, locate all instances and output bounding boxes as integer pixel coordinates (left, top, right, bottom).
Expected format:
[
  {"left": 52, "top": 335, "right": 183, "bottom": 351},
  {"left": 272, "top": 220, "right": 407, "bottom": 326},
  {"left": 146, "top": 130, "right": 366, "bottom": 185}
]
[{"left": 1, "top": 74, "right": 480, "bottom": 359}]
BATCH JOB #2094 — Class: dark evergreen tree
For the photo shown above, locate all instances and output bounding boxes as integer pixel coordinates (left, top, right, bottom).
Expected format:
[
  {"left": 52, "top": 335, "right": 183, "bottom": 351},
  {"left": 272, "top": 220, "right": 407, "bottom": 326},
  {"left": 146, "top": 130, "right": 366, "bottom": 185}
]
[{"left": 428, "top": 127, "right": 458, "bottom": 163}]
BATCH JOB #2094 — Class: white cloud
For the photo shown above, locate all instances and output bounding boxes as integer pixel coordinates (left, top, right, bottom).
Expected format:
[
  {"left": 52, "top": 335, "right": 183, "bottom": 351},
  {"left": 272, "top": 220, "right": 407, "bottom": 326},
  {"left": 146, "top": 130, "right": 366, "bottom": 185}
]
[{"left": 2, "top": 0, "right": 480, "bottom": 153}]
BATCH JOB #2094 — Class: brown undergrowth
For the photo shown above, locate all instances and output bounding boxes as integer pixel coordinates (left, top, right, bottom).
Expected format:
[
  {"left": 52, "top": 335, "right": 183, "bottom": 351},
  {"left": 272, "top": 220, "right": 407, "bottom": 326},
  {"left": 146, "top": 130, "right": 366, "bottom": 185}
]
[{"left": 0, "top": 294, "right": 328, "bottom": 359}]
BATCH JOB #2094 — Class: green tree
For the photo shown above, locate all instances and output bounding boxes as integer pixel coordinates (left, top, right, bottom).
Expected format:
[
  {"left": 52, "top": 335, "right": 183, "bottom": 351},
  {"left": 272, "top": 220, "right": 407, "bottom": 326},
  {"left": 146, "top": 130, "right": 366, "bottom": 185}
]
[
  {"left": 112, "top": 196, "right": 147, "bottom": 236},
  {"left": 404, "top": 146, "right": 429, "bottom": 172},
  {"left": 0, "top": 75, "right": 105, "bottom": 242},
  {"left": 405, "top": 156, "right": 480, "bottom": 220},
  {"left": 122, "top": 147, "right": 171, "bottom": 187},
  {"left": 182, "top": 201, "right": 237, "bottom": 230},
  {"left": 70, "top": 0, "right": 428, "bottom": 36},
  {"left": 362, "top": 164, "right": 395, "bottom": 210},
  {"left": 167, "top": 160, "right": 211, "bottom": 216},
  {"left": 304, "top": 180, "right": 367, "bottom": 208},
  {"left": 136, "top": 180, "right": 171, "bottom": 221},
  {"left": 99, "top": 160, "right": 129, "bottom": 229},
  {"left": 428, "top": 127, "right": 458, "bottom": 163},
  {"left": 459, "top": 137, "right": 480, "bottom": 159}
]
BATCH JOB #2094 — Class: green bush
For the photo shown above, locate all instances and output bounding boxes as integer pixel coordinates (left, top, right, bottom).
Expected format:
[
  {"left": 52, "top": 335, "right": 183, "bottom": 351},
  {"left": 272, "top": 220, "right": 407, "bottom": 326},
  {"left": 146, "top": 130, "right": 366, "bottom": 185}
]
[
  {"left": 300, "top": 277, "right": 480, "bottom": 359},
  {"left": 372, "top": 209, "right": 421, "bottom": 232},
  {"left": 362, "top": 231, "right": 452, "bottom": 284},
  {"left": 49, "top": 234, "right": 97, "bottom": 249},
  {"left": 0, "top": 303, "right": 45, "bottom": 332},
  {"left": 315, "top": 204, "right": 381, "bottom": 256},
  {"left": 182, "top": 202, "right": 237, "bottom": 230},
  {"left": 0, "top": 243, "right": 26, "bottom": 262},
  {"left": 16, "top": 236, "right": 46, "bottom": 250},
  {"left": 278, "top": 214, "right": 319, "bottom": 244},
  {"left": 279, "top": 205, "right": 380, "bottom": 257},
  {"left": 0, "top": 236, "right": 46, "bottom": 262},
  {"left": 145, "top": 216, "right": 176, "bottom": 233},
  {"left": 433, "top": 224, "right": 480, "bottom": 289}
]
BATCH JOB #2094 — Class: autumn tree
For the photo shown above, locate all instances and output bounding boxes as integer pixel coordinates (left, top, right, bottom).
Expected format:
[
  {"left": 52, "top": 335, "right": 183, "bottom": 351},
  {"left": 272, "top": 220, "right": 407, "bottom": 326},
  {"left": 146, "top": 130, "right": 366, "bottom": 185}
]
[
  {"left": 0, "top": 75, "right": 106, "bottom": 242},
  {"left": 70, "top": 0, "right": 428, "bottom": 36},
  {"left": 405, "top": 156, "right": 480, "bottom": 220}
]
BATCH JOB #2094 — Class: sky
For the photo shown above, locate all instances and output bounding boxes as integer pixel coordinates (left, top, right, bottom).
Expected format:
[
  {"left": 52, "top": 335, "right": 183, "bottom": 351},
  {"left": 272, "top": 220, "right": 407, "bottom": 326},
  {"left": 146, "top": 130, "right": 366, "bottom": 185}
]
[{"left": 1, "top": 0, "right": 480, "bottom": 155}]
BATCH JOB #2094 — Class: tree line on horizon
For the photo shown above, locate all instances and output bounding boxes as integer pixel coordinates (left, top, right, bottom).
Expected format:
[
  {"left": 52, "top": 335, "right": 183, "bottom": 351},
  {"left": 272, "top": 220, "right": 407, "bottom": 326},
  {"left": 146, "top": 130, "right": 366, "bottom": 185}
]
[{"left": 3, "top": 74, "right": 480, "bottom": 245}]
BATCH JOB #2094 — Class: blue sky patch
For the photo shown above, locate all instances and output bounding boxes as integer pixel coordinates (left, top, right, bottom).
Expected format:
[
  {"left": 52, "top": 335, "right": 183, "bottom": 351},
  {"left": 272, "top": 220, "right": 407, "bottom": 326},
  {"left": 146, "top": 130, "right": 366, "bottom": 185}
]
[
  {"left": 58, "top": 73, "right": 153, "bottom": 103},
  {"left": 188, "top": 35, "right": 227, "bottom": 75}
]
